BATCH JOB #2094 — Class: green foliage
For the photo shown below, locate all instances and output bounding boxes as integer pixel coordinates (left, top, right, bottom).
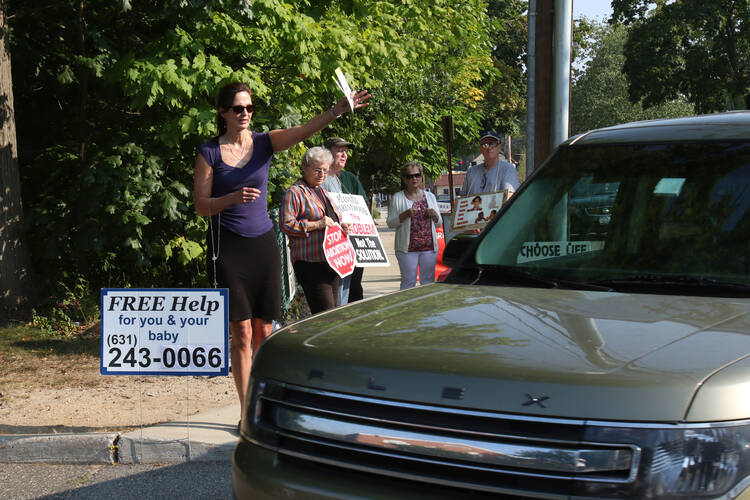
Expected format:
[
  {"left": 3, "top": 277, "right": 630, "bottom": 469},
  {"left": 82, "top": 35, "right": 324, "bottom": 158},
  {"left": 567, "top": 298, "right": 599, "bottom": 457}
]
[
  {"left": 571, "top": 20, "right": 694, "bottom": 134},
  {"left": 8, "top": 0, "right": 527, "bottom": 312},
  {"left": 28, "top": 275, "right": 96, "bottom": 336},
  {"left": 280, "top": 292, "right": 312, "bottom": 326},
  {"left": 334, "top": 0, "right": 500, "bottom": 190},
  {"left": 479, "top": 0, "right": 528, "bottom": 136},
  {"left": 31, "top": 308, "right": 77, "bottom": 338},
  {"left": 611, "top": 0, "right": 750, "bottom": 112}
]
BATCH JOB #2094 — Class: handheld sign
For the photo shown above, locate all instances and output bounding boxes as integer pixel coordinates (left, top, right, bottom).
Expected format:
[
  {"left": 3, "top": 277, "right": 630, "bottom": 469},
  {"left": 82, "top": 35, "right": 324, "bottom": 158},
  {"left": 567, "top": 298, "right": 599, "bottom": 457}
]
[
  {"left": 328, "top": 192, "right": 389, "bottom": 266},
  {"left": 100, "top": 288, "right": 229, "bottom": 376},
  {"left": 452, "top": 190, "right": 508, "bottom": 231},
  {"left": 323, "top": 223, "right": 356, "bottom": 278},
  {"left": 333, "top": 67, "right": 354, "bottom": 112}
]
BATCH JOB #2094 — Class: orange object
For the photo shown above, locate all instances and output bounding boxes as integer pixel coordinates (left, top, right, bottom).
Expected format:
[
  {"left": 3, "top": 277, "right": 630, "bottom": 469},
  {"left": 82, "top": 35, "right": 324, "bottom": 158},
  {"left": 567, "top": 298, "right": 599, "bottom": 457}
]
[{"left": 434, "top": 225, "right": 451, "bottom": 281}]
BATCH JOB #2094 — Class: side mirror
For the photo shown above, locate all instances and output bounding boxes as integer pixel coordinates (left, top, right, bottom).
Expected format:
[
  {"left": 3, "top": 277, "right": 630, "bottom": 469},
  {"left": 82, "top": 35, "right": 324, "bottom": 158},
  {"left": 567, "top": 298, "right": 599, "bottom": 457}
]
[{"left": 442, "top": 233, "right": 477, "bottom": 268}]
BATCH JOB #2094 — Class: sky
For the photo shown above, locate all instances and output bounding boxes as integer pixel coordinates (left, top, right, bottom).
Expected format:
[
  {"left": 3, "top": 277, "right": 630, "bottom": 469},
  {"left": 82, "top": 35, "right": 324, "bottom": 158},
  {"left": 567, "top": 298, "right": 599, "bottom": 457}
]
[{"left": 573, "top": 0, "right": 613, "bottom": 21}]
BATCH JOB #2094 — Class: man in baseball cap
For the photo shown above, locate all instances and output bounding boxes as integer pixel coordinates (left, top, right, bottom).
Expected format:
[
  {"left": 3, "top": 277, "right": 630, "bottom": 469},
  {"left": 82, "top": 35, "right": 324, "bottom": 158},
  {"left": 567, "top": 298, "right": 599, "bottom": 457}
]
[
  {"left": 460, "top": 131, "right": 519, "bottom": 197},
  {"left": 322, "top": 137, "right": 356, "bottom": 194},
  {"left": 322, "top": 136, "right": 368, "bottom": 304},
  {"left": 324, "top": 136, "right": 355, "bottom": 149}
]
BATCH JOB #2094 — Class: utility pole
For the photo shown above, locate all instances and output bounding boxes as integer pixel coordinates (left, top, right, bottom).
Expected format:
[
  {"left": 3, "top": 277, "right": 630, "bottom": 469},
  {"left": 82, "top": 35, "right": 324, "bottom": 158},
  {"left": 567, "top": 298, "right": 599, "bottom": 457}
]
[
  {"left": 528, "top": 0, "right": 572, "bottom": 174},
  {"left": 442, "top": 116, "right": 455, "bottom": 207},
  {"left": 531, "top": 0, "right": 553, "bottom": 174}
]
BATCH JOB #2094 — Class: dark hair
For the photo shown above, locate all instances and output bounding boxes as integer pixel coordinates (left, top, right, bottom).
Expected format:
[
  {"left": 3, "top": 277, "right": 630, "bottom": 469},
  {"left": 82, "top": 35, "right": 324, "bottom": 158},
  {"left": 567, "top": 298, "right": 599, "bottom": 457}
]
[
  {"left": 472, "top": 196, "right": 482, "bottom": 203},
  {"left": 216, "top": 82, "right": 253, "bottom": 135}
]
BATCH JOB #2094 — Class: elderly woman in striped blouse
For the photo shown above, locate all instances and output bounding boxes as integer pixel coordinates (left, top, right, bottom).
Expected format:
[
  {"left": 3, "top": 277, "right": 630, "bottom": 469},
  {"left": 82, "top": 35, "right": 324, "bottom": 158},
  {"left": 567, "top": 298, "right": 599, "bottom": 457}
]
[{"left": 281, "top": 147, "right": 349, "bottom": 314}]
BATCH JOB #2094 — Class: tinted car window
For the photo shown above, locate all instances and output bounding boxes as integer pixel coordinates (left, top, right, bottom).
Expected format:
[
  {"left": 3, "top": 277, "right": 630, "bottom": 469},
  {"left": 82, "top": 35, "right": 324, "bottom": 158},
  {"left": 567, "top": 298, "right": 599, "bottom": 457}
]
[{"left": 475, "top": 141, "right": 750, "bottom": 288}]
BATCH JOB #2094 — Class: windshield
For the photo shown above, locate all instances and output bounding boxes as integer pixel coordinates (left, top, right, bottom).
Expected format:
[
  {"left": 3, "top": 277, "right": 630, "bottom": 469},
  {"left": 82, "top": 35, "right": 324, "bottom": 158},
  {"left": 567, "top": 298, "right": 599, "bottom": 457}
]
[{"left": 474, "top": 141, "right": 750, "bottom": 293}]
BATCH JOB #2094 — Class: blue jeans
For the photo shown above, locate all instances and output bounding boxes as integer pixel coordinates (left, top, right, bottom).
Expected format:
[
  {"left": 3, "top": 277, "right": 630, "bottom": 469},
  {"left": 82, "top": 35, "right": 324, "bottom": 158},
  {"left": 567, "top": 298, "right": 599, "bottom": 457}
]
[{"left": 338, "top": 274, "right": 352, "bottom": 306}]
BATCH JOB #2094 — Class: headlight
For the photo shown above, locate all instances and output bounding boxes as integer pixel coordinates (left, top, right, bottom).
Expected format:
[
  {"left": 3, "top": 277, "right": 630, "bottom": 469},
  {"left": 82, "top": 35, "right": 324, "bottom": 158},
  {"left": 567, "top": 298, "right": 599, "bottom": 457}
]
[
  {"left": 583, "top": 423, "right": 750, "bottom": 499},
  {"left": 649, "top": 428, "right": 742, "bottom": 497},
  {"left": 242, "top": 378, "right": 278, "bottom": 446}
]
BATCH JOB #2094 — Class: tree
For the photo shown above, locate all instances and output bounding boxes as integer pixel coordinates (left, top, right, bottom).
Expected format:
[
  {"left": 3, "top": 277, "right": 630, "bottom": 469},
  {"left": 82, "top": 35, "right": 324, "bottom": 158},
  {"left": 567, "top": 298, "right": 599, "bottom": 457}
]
[
  {"left": 8, "top": 0, "right": 498, "bottom": 310},
  {"left": 348, "top": 0, "right": 498, "bottom": 191},
  {"left": 479, "top": 0, "right": 528, "bottom": 136},
  {"left": 0, "top": 0, "right": 32, "bottom": 315},
  {"left": 571, "top": 19, "right": 694, "bottom": 134},
  {"left": 611, "top": 0, "right": 750, "bottom": 112}
]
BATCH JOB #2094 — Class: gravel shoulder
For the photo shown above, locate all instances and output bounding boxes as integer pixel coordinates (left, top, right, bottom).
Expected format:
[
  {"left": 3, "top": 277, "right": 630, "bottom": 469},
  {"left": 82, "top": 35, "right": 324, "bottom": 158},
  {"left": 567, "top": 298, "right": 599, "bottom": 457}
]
[{"left": 0, "top": 354, "right": 236, "bottom": 435}]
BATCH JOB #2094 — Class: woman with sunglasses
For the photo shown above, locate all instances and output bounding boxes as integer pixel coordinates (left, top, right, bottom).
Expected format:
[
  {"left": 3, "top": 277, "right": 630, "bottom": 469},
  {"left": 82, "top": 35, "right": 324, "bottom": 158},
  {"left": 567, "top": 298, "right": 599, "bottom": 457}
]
[
  {"left": 193, "top": 82, "right": 370, "bottom": 422},
  {"left": 280, "top": 147, "right": 349, "bottom": 314},
  {"left": 387, "top": 161, "right": 442, "bottom": 290}
]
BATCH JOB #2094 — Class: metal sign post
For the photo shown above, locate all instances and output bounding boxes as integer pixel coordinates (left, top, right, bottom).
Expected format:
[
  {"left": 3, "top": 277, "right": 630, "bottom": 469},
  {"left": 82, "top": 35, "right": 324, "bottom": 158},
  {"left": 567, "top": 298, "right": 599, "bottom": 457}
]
[{"left": 442, "top": 116, "right": 455, "bottom": 207}]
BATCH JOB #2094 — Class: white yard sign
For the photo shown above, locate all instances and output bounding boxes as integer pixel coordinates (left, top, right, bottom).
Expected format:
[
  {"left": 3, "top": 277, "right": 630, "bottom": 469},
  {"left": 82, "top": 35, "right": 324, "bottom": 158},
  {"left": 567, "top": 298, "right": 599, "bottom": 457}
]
[
  {"left": 100, "top": 288, "right": 229, "bottom": 376},
  {"left": 329, "top": 192, "right": 390, "bottom": 267}
]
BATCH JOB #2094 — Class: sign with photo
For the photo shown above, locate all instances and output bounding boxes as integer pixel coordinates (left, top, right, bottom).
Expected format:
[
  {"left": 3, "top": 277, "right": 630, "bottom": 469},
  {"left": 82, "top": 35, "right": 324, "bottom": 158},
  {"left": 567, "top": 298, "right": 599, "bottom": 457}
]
[
  {"left": 100, "top": 288, "right": 228, "bottom": 376},
  {"left": 451, "top": 190, "right": 508, "bottom": 231},
  {"left": 329, "top": 192, "right": 390, "bottom": 266}
]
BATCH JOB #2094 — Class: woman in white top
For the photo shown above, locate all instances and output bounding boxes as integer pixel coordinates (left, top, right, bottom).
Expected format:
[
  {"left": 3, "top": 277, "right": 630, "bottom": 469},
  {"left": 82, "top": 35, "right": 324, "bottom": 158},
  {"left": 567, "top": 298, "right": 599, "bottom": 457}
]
[{"left": 387, "top": 162, "right": 441, "bottom": 289}]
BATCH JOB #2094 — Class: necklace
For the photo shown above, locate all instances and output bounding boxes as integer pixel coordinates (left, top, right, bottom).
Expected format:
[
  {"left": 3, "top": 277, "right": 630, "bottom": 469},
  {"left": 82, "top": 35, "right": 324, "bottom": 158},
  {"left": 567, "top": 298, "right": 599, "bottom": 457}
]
[
  {"left": 223, "top": 133, "right": 248, "bottom": 163},
  {"left": 405, "top": 188, "right": 422, "bottom": 201},
  {"left": 208, "top": 198, "right": 220, "bottom": 288}
]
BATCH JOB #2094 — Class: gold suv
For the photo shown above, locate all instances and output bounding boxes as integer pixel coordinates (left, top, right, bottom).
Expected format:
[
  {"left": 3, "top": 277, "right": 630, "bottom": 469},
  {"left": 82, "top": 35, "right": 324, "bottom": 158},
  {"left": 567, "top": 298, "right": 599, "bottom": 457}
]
[{"left": 234, "top": 112, "right": 750, "bottom": 500}]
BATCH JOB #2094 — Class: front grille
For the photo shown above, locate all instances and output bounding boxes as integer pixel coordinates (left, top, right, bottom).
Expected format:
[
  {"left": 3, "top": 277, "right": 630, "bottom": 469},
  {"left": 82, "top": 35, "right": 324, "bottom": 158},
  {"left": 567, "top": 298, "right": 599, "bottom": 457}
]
[{"left": 249, "top": 380, "right": 641, "bottom": 499}]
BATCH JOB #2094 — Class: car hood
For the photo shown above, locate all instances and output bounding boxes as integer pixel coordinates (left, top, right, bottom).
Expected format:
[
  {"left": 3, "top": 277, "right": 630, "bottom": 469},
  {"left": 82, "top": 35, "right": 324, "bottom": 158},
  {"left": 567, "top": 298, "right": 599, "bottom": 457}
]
[{"left": 254, "top": 284, "right": 750, "bottom": 422}]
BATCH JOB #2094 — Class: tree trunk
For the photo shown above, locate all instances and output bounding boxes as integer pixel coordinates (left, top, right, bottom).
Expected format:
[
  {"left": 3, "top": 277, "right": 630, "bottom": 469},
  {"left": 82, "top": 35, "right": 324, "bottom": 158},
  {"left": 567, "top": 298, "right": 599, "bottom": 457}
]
[
  {"left": 0, "top": 0, "right": 33, "bottom": 316},
  {"left": 77, "top": 0, "right": 87, "bottom": 163}
]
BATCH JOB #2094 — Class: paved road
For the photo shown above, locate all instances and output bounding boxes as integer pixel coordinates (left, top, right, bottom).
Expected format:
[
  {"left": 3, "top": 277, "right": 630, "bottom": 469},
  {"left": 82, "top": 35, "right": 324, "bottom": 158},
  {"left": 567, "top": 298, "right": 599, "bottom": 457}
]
[{"left": 1, "top": 462, "right": 232, "bottom": 499}]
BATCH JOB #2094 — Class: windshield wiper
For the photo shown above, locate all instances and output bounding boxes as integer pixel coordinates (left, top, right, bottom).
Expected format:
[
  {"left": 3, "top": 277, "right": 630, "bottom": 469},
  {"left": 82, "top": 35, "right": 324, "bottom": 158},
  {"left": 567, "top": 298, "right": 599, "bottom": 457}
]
[
  {"left": 593, "top": 275, "right": 750, "bottom": 294},
  {"left": 476, "top": 265, "right": 614, "bottom": 292}
]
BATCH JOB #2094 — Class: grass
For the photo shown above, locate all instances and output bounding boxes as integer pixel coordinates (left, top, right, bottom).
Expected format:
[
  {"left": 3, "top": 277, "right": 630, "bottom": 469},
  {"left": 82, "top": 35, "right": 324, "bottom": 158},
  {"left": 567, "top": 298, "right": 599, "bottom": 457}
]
[
  {"left": 0, "top": 321, "right": 102, "bottom": 394},
  {"left": 0, "top": 292, "right": 311, "bottom": 397}
]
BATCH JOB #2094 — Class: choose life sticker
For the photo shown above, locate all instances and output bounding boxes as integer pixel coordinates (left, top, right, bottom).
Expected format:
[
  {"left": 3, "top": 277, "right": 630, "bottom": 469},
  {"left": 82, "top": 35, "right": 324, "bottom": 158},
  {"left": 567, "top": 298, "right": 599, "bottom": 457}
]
[{"left": 100, "top": 288, "right": 229, "bottom": 376}]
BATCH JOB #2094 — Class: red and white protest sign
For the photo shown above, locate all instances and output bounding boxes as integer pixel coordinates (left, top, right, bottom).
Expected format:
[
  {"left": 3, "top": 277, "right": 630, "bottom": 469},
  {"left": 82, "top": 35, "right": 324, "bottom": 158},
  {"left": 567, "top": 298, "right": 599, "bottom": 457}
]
[
  {"left": 323, "top": 223, "right": 356, "bottom": 278},
  {"left": 328, "top": 192, "right": 390, "bottom": 267}
]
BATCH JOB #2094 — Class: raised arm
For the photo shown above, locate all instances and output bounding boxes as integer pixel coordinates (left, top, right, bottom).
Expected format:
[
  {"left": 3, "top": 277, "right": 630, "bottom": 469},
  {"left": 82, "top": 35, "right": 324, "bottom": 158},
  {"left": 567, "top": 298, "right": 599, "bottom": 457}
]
[{"left": 269, "top": 89, "right": 371, "bottom": 153}]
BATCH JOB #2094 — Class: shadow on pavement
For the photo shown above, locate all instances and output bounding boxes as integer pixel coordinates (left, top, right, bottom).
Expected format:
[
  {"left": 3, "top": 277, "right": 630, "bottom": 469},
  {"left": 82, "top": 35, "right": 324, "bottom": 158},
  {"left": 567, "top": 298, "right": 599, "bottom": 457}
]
[{"left": 30, "top": 461, "right": 233, "bottom": 499}]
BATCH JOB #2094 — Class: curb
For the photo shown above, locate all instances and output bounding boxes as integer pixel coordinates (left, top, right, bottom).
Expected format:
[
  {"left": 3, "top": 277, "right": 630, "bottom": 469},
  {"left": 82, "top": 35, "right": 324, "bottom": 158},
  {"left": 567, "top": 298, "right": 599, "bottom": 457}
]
[
  {"left": 0, "top": 432, "right": 236, "bottom": 464},
  {"left": 0, "top": 433, "right": 118, "bottom": 464},
  {"left": 117, "top": 434, "right": 235, "bottom": 463}
]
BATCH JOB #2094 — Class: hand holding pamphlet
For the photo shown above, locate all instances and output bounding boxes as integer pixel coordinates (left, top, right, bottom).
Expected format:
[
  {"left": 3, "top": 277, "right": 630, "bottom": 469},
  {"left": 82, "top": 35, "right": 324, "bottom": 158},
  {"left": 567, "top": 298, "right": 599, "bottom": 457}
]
[{"left": 334, "top": 67, "right": 355, "bottom": 112}]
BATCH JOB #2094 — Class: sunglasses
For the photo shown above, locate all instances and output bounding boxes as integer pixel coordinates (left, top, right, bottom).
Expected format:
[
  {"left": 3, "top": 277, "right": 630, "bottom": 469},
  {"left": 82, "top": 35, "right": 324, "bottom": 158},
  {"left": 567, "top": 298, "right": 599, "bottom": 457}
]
[
  {"left": 404, "top": 173, "right": 422, "bottom": 179},
  {"left": 230, "top": 104, "right": 255, "bottom": 114},
  {"left": 480, "top": 142, "right": 499, "bottom": 149}
]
